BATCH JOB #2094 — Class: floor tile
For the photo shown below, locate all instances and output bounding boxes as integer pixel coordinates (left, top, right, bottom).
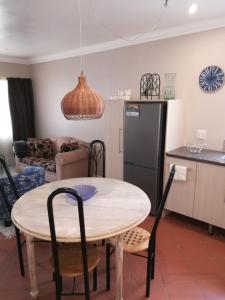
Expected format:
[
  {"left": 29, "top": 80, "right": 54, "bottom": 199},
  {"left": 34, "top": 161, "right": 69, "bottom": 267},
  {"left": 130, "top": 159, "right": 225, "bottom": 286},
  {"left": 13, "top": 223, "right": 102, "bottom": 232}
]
[{"left": 0, "top": 213, "right": 224, "bottom": 300}]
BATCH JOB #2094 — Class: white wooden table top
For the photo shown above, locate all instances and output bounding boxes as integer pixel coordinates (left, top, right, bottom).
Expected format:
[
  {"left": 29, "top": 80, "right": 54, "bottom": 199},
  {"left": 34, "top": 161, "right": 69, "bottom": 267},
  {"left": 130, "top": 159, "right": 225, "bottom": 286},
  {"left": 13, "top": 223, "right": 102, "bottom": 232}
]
[{"left": 12, "top": 177, "right": 151, "bottom": 242}]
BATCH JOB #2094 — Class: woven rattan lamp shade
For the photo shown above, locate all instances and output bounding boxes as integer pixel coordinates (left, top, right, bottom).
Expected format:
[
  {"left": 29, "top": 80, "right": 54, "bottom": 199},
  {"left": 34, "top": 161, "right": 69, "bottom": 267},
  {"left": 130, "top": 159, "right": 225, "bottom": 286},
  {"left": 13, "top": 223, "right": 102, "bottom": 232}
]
[{"left": 61, "top": 72, "right": 104, "bottom": 120}]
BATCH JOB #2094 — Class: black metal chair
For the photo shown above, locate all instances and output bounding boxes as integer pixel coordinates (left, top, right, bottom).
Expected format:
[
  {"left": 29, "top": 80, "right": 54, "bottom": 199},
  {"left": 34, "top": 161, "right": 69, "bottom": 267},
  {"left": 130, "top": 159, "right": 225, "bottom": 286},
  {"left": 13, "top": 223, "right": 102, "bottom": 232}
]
[
  {"left": 47, "top": 187, "right": 100, "bottom": 300},
  {"left": 88, "top": 140, "right": 106, "bottom": 247},
  {"left": 106, "top": 165, "right": 176, "bottom": 297},
  {"left": 0, "top": 157, "right": 45, "bottom": 277},
  {"left": 88, "top": 140, "right": 105, "bottom": 178},
  {"left": 0, "top": 184, "right": 25, "bottom": 276}
]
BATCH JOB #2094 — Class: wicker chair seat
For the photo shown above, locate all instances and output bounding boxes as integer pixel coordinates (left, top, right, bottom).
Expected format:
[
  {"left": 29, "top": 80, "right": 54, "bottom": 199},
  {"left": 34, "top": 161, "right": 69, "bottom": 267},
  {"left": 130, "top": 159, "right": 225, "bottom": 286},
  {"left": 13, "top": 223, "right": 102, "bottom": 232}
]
[{"left": 50, "top": 243, "right": 100, "bottom": 277}]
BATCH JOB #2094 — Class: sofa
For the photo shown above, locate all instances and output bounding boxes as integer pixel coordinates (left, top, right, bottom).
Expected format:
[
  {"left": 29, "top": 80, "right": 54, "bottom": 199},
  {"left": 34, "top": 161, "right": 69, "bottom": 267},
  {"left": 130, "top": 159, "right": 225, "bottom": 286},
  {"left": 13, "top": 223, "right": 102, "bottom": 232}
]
[{"left": 14, "top": 137, "right": 89, "bottom": 182}]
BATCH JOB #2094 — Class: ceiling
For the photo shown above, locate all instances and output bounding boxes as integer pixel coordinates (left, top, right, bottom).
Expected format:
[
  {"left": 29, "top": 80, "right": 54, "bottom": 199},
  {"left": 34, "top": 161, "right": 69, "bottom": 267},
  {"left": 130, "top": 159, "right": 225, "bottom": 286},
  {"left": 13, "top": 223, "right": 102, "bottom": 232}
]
[{"left": 1, "top": 0, "right": 225, "bottom": 64}]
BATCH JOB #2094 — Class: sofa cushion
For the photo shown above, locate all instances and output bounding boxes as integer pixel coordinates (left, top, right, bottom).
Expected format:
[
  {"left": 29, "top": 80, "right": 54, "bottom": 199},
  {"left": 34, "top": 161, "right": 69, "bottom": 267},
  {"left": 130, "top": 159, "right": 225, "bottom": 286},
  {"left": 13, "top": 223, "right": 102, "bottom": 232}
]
[
  {"left": 20, "top": 157, "right": 56, "bottom": 173},
  {"left": 60, "top": 142, "right": 78, "bottom": 153},
  {"left": 27, "top": 138, "right": 54, "bottom": 159},
  {"left": 55, "top": 137, "right": 77, "bottom": 153}
]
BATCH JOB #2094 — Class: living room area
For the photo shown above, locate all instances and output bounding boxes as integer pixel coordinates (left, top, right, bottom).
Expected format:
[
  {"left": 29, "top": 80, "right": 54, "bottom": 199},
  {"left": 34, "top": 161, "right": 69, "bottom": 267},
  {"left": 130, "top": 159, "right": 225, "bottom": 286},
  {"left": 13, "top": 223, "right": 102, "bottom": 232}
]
[{"left": 0, "top": 1, "right": 225, "bottom": 299}]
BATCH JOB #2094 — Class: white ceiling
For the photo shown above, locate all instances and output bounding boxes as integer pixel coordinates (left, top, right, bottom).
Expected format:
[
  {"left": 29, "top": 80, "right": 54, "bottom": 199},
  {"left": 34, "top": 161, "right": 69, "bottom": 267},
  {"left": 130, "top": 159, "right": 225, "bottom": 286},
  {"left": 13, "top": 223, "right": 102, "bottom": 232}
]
[{"left": 1, "top": 0, "right": 225, "bottom": 64}]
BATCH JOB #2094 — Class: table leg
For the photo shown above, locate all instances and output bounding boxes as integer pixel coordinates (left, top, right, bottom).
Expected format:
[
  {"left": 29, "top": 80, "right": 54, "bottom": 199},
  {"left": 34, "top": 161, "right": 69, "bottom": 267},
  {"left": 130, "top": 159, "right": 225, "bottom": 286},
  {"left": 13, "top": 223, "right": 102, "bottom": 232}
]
[
  {"left": 115, "top": 234, "right": 123, "bottom": 300},
  {"left": 26, "top": 236, "right": 38, "bottom": 299}
]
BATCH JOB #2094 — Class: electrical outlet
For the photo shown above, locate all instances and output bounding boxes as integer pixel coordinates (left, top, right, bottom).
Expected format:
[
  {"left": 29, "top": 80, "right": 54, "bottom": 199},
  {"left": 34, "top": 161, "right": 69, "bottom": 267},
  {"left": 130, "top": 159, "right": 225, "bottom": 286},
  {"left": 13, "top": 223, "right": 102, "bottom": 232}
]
[{"left": 196, "top": 129, "right": 207, "bottom": 140}]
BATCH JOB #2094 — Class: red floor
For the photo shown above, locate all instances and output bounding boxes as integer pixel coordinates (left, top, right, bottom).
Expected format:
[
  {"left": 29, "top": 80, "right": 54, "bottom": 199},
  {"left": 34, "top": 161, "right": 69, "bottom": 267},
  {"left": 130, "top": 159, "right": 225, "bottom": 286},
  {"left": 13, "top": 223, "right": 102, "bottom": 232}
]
[{"left": 0, "top": 213, "right": 225, "bottom": 300}]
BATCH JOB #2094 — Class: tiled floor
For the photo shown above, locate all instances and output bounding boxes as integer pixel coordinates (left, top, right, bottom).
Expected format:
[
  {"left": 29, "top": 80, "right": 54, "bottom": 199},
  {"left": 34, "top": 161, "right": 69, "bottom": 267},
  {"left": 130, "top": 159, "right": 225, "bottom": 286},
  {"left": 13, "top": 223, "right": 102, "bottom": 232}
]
[{"left": 0, "top": 213, "right": 224, "bottom": 300}]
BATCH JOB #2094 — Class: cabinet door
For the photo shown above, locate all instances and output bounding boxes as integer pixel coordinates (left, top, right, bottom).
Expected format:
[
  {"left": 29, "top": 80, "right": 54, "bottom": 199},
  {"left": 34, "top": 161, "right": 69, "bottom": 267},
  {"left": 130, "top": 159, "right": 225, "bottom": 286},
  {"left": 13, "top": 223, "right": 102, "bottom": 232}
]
[
  {"left": 193, "top": 163, "right": 225, "bottom": 229},
  {"left": 103, "top": 100, "right": 124, "bottom": 180},
  {"left": 164, "top": 157, "right": 196, "bottom": 217}
]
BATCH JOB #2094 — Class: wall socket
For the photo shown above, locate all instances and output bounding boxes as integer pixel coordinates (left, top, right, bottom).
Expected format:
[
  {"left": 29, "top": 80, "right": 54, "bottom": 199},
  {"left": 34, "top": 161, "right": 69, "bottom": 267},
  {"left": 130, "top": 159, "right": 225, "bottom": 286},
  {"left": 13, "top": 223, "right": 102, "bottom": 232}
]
[{"left": 196, "top": 129, "right": 207, "bottom": 140}]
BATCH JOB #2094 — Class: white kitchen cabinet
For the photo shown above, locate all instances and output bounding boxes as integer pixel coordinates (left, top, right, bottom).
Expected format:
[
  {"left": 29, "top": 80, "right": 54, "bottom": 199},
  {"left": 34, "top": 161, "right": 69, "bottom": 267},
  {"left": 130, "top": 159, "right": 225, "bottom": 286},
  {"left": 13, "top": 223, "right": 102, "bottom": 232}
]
[
  {"left": 165, "top": 99, "right": 185, "bottom": 151},
  {"left": 193, "top": 163, "right": 225, "bottom": 229},
  {"left": 165, "top": 157, "right": 196, "bottom": 217},
  {"left": 103, "top": 100, "right": 124, "bottom": 180},
  {"left": 164, "top": 154, "right": 225, "bottom": 230}
]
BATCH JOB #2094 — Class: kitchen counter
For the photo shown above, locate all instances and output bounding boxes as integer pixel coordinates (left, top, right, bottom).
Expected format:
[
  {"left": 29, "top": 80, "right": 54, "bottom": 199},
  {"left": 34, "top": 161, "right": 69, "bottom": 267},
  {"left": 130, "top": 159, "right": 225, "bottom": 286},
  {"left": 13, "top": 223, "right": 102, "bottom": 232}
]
[{"left": 166, "top": 146, "right": 225, "bottom": 167}]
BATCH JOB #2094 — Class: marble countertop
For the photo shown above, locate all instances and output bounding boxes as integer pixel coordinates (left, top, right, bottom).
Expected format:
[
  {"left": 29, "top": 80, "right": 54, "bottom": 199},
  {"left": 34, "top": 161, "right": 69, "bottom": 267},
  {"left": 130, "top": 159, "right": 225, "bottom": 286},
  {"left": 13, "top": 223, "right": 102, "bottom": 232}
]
[{"left": 166, "top": 146, "right": 225, "bottom": 167}]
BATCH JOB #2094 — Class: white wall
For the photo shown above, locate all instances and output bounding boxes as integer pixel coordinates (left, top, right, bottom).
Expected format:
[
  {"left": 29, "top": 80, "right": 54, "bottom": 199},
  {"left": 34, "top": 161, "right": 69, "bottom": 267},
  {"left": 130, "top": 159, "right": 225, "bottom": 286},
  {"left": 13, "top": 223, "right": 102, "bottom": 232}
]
[
  {"left": 31, "top": 59, "right": 105, "bottom": 142},
  {"left": 31, "top": 27, "right": 225, "bottom": 150}
]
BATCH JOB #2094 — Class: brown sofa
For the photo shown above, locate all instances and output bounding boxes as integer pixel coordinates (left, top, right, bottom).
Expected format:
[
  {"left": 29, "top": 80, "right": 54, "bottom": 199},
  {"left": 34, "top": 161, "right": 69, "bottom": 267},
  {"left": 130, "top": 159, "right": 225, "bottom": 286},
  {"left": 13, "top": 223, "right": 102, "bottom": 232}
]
[{"left": 14, "top": 137, "right": 89, "bottom": 182}]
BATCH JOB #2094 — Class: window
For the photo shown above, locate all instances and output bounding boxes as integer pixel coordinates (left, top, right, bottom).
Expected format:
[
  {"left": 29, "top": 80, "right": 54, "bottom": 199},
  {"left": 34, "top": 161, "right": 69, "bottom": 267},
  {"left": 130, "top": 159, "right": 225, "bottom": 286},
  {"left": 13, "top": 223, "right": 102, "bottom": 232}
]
[
  {"left": 0, "top": 79, "right": 14, "bottom": 165},
  {"left": 0, "top": 79, "right": 12, "bottom": 139}
]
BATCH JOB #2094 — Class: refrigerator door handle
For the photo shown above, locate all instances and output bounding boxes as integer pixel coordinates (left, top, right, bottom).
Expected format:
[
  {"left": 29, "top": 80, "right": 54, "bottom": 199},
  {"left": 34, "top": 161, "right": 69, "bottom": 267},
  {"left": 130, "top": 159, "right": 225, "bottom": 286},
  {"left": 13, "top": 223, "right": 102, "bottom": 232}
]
[{"left": 119, "top": 128, "right": 123, "bottom": 153}]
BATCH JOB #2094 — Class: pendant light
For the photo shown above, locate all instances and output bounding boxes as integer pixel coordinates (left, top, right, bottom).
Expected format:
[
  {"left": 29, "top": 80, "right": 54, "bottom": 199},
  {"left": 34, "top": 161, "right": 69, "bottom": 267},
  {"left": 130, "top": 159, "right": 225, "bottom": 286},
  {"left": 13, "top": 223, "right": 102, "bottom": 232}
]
[{"left": 61, "top": 0, "right": 104, "bottom": 120}]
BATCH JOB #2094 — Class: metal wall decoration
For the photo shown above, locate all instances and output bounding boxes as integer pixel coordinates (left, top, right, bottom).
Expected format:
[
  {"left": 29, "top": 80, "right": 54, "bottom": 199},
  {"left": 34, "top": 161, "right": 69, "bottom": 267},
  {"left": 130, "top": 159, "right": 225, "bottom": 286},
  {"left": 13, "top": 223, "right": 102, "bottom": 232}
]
[{"left": 140, "top": 73, "right": 160, "bottom": 100}]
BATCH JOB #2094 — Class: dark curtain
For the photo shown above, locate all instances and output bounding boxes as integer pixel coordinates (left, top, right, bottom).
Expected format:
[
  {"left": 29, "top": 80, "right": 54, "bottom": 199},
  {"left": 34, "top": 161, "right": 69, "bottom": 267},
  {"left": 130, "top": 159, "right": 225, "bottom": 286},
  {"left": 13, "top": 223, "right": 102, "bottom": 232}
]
[{"left": 7, "top": 78, "right": 35, "bottom": 141}]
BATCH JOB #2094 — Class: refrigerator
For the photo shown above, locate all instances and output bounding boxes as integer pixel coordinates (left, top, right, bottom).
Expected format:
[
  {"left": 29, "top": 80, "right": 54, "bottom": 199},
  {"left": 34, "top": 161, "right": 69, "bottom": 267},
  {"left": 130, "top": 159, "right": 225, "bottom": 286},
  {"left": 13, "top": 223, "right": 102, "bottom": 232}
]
[{"left": 124, "top": 101, "right": 167, "bottom": 215}]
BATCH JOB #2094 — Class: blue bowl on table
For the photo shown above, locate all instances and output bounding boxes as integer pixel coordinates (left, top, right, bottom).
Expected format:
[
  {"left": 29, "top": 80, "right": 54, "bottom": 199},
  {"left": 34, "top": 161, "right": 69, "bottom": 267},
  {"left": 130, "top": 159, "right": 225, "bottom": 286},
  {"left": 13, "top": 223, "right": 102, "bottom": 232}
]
[{"left": 66, "top": 185, "right": 97, "bottom": 203}]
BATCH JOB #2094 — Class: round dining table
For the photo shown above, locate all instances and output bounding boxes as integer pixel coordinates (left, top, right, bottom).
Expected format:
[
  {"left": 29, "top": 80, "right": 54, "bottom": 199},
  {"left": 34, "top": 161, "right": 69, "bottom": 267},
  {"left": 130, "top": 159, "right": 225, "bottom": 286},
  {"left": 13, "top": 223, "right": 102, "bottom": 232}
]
[{"left": 12, "top": 177, "right": 151, "bottom": 300}]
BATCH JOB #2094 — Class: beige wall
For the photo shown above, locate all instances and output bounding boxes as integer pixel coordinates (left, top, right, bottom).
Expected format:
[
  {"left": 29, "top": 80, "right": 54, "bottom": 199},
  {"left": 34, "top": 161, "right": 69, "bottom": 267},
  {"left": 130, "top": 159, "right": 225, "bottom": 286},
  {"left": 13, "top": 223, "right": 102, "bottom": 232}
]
[
  {"left": 0, "top": 62, "right": 31, "bottom": 78},
  {"left": 31, "top": 27, "right": 225, "bottom": 150}
]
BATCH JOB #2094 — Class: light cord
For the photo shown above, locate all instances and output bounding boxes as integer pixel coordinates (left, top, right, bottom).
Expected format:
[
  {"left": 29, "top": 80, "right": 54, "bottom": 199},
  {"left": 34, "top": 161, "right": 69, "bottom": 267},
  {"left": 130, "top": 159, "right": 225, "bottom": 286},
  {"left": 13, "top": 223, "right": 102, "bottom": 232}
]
[
  {"left": 78, "top": 0, "right": 83, "bottom": 72},
  {"left": 87, "top": 0, "right": 168, "bottom": 43}
]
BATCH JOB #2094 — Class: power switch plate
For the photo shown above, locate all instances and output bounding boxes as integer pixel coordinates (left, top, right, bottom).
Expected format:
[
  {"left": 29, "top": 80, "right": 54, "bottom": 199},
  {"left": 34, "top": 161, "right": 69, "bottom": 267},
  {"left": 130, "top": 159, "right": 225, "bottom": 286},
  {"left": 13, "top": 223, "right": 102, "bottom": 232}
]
[{"left": 196, "top": 129, "right": 207, "bottom": 140}]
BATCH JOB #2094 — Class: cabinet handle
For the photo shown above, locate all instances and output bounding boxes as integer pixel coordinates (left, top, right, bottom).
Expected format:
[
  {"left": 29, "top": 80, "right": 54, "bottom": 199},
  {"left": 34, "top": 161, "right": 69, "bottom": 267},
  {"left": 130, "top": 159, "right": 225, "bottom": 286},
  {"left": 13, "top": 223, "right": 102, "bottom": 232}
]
[{"left": 119, "top": 128, "right": 123, "bottom": 153}]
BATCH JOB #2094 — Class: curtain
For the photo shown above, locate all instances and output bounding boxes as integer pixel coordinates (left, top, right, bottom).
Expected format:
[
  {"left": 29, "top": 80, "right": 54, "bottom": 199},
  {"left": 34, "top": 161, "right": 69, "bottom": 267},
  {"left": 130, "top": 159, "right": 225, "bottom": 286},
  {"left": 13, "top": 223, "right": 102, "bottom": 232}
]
[
  {"left": 0, "top": 79, "right": 14, "bottom": 165},
  {"left": 7, "top": 78, "right": 35, "bottom": 141}
]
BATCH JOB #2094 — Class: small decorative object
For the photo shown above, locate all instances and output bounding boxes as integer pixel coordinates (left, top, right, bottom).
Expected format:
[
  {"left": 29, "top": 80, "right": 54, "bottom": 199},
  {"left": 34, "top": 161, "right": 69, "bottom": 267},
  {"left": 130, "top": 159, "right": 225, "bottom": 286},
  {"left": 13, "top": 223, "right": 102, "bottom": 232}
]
[
  {"left": 164, "top": 73, "right": 176, "bottom": 100},
  {"left": 66, "top": 185, "right": 97, "bottom": 203},
  {"left": 110, "top": 96, "right": 120, "bottom": 100},
  {"left": 110, "top": 89, "right": 132, "bottom": 100},
  {"left": 119, "top": 89, "right": 132, "bottom": 100},
  {"left": 140, "top": 73, "right": 160, "bottom": 100},
  {"left": 123, "top": 89, "right": 132, "bottom": 100},
  {"left": 199, "top": 65, "right": 224, "bottom": 92},
  {"left": 118, "top": 90, "right": 124, "bottom": 100},
  {"left": 186, "top": 142, "right": 207, "bottom": 154}
]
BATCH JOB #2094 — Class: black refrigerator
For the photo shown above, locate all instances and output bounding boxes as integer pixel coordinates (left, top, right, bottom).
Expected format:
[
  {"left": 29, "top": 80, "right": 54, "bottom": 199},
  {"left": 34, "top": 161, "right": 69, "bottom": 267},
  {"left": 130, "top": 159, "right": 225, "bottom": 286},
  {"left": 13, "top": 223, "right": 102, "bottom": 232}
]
[{"left": 124, "top": 101, "right": 167, "bottom": 215}]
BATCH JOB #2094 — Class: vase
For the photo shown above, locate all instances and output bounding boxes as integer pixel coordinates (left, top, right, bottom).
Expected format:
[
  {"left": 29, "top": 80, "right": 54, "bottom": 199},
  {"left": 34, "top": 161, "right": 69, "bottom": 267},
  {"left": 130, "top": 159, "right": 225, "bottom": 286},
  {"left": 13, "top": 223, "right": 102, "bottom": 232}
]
[{"left": 164, "top": 73, "right": 176, "bottom": 100}]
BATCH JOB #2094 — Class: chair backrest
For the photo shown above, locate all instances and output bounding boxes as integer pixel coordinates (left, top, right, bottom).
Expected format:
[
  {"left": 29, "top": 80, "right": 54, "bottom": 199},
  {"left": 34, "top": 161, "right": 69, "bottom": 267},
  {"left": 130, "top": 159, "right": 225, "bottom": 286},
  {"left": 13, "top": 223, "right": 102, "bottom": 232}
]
[
  {"left": 47, "top": 187, "right": 90, "bottom": 300},
  {"left": 88, "top": 140, "right": 105, "bottom": 178},
  {"left": 148, "top": 164, "right": 176, "bottom": 252}
]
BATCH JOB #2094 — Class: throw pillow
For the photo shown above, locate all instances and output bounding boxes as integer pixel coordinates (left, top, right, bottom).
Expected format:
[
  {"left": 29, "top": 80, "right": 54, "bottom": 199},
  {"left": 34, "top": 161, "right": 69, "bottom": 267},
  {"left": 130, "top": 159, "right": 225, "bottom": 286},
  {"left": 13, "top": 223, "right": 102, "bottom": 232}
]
[
  {"left": 60, "top": 142, "right": 78, "bottom": 153},
  {"left": 27, "top": 138, "right": 54, "bottom": 158}
]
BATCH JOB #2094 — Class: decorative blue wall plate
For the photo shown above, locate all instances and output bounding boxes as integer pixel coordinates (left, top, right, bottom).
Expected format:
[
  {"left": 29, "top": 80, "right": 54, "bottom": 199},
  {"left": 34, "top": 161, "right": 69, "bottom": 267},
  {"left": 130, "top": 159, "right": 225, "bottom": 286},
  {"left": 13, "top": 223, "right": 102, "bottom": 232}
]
[{"left": 199, "top": 65, "right": 224, "bottom": 92}]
